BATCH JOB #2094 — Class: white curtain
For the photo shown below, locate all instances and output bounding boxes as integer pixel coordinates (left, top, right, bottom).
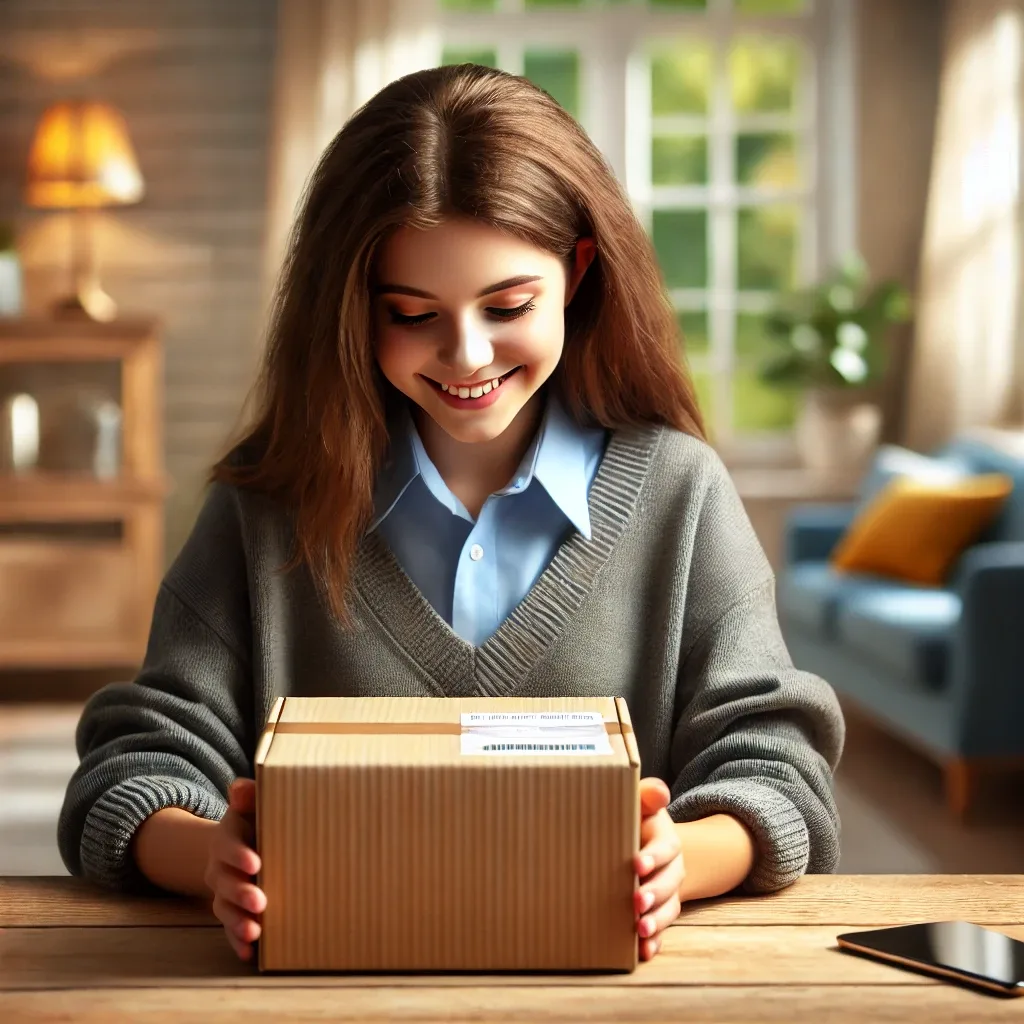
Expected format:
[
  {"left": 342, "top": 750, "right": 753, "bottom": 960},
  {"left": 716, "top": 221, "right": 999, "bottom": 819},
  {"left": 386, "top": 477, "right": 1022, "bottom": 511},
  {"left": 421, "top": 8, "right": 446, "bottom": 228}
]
[
  {"left": 261, "top": 0, "right": 442, "bottom": 300},
  {"left": 903, "top": 0, "right": 1024, "bottom": 450}
]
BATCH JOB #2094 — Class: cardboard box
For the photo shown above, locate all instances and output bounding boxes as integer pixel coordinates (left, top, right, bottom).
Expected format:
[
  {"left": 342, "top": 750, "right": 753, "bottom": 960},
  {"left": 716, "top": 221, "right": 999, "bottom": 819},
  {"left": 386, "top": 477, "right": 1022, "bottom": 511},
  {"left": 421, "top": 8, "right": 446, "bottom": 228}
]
[{"left": 254, "top": 695, "right": 641, "bottom": 973}]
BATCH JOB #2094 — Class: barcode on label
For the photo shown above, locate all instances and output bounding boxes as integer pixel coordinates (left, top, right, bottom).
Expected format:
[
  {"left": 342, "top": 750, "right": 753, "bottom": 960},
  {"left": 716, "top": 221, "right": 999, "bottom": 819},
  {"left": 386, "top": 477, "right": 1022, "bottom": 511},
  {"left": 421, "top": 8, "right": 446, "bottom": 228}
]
[
  {"left": 480, "top": 742, "right": 597, "bottom": 752},
  {"left": 458, "top": 711, "right": 614, "bottom": 756}
]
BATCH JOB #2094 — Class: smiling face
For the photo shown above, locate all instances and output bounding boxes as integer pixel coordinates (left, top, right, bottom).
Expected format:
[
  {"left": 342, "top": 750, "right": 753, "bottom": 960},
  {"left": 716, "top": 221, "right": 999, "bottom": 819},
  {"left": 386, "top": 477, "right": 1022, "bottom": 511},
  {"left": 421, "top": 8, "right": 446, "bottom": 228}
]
[{"left": 372, "top": 217, "right": 575, "bottom": 446}]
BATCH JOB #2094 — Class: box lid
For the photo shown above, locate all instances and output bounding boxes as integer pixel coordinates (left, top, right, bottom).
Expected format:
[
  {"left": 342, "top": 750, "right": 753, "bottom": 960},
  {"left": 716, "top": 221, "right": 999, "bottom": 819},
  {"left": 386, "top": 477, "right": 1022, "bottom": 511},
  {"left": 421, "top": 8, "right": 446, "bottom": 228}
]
[{"left": 255, "top": 695, "right": 640, "bottom": 768}]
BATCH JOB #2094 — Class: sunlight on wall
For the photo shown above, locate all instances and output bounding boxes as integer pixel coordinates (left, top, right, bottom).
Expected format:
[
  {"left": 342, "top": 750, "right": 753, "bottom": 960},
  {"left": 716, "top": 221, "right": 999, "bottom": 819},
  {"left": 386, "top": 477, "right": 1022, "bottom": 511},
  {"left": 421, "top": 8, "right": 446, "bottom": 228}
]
[
  {"left": 959, "top": 12, "right": 1020, "bottom": 224},
  {"left": 905, "top": 2, "right": 1024, "bottom": 449}
]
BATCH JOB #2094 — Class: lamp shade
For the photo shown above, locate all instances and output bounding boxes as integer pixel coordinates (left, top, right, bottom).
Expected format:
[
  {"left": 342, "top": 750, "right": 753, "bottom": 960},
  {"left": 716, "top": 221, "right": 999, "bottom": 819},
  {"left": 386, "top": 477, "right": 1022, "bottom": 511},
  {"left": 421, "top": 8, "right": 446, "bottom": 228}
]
[{"left": 25, "top": 101, "right": 144, "bottom": 209}]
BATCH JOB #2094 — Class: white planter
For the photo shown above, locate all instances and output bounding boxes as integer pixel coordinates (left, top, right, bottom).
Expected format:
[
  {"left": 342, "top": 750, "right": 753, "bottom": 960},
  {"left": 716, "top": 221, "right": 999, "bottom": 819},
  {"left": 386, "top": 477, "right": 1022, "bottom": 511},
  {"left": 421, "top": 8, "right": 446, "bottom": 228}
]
[{"left": 795, "top": 387, "right": 882, "bottom": 476}]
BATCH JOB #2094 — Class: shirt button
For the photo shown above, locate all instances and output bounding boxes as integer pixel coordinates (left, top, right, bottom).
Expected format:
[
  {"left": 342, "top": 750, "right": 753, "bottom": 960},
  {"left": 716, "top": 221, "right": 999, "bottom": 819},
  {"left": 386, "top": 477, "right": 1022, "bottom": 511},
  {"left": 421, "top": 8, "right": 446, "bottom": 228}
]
[{"left": 470, "top": 544, "right": 484, "bottom": 561}]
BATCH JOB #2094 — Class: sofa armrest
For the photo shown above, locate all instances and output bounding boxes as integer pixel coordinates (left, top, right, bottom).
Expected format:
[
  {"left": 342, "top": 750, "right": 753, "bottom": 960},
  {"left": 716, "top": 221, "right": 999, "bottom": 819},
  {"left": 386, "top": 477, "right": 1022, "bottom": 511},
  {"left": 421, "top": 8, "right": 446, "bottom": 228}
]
[
  {"left": 949, "top": 541, "right": 1024, "bottom": 757},
  {"left": 783, "top": 503, "right": 859, "bottom": 565}
]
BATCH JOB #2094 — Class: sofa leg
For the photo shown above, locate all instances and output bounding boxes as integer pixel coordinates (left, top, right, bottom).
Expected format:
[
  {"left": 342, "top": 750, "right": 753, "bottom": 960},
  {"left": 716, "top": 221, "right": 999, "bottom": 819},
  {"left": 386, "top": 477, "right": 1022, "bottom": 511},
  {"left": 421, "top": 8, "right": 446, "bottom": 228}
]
[{"left": 944, "top": 759, "right": 979, "bottom": 820}]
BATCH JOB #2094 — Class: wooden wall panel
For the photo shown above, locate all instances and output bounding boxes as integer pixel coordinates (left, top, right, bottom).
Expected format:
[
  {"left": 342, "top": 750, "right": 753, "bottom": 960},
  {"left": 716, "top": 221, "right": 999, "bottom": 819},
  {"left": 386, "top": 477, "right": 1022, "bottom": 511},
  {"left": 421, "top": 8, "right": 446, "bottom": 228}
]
[{"left": 0, "top": 0, "right": 277, "bottom": 563}]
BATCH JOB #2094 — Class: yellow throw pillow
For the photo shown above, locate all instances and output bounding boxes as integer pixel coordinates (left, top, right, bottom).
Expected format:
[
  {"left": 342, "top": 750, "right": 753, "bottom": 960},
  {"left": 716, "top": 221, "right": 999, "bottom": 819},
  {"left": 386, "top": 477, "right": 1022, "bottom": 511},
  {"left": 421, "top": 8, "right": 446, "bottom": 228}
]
[{"left": 830, "top": 473, "right": 1013, "bottom": 585}]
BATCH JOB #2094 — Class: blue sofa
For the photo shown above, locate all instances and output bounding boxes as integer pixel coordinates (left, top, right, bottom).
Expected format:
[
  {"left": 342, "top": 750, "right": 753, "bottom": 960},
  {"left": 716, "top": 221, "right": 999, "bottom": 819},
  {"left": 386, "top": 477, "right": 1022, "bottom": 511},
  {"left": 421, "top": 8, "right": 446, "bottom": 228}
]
[{"left": 778, "top": 436, "right": 1024, "bottom": 817}]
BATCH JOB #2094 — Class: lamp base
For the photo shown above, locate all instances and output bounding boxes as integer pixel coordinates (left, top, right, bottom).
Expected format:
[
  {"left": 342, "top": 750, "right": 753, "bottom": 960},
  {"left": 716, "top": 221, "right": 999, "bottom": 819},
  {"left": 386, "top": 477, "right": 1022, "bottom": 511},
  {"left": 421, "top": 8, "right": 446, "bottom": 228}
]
[{"left": 52, "top": 279, "right": 118, "bottom": 323}]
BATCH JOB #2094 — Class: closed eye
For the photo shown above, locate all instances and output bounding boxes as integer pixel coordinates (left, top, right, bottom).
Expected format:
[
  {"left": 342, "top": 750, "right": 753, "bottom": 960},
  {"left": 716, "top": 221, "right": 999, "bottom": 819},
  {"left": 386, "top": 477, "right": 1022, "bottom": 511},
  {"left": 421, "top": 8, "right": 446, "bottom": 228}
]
[
  {"left": 388, "top": 310, "right": 435, "bottom": 326},
  {"left": 387, "top": 300, "right": 536, "bottom": 327},
  {"left": 487, "top": 300, "right": 535, "bottom": 321}
]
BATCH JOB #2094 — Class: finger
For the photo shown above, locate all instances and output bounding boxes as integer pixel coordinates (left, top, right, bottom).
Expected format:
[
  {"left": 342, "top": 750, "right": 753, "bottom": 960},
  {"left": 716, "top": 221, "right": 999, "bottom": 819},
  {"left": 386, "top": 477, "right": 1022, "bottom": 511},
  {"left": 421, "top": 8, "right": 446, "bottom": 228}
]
[
  {"left": 213, "top": 834, "right": 262, "bottom": 877},
  {"left": 218, "top": 806, "right": 257, "bottom": 855},
  {"left": 226, "top": 808, "right": 257, "bottom": 850},
  {"left": 635, "top": 856, "right": 685, "bottom": 915},
  {"left": 638, "top": 777, "right": 670, "bottom": 818},
  {"left": 218, "top": 873, "right": 267, "bottom": 916},
  {"left": 214, "top": 892, "right": 263, "bottom": 945},
  {"left": 224, "top": 924, "right": 255, "bottom": 962},
  {"left": 639, "top": 934, "right": 662, "bottom": 962},
  {"left": 639, "top": 810, "right": 667, "bottom": 847},
  {"left": 634, "top": 834, "right": 680, "bottom": 878},
  {"left": 229, "top": 778, "right": 257, "bottom": 814},
  {"left": 638, "top": 892, "right": 681, "bottom": 941}
]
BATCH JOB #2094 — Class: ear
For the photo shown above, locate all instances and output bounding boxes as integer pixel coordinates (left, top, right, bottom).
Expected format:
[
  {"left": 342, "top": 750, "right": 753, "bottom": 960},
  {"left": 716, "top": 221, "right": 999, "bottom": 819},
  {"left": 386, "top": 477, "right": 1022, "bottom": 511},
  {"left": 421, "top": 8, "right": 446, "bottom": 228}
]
[{"left": 565, "top": 236, "right": 597, "bottom": 305}]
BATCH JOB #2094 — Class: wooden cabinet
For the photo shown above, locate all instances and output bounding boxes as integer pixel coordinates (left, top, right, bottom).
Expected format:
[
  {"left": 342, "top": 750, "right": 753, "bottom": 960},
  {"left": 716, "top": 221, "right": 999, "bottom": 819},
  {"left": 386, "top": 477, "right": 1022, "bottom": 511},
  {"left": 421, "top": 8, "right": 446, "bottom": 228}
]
[{"left": 0, "top": 318, "right": 168, "bottom": 669}]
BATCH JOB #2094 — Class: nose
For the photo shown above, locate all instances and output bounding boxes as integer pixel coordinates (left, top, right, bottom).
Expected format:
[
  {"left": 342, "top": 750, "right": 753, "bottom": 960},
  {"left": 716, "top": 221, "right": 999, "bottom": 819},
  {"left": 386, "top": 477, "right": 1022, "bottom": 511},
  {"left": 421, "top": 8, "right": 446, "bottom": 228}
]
[{"left": 437, "top": 313, "right": 494, "bottom": 379}]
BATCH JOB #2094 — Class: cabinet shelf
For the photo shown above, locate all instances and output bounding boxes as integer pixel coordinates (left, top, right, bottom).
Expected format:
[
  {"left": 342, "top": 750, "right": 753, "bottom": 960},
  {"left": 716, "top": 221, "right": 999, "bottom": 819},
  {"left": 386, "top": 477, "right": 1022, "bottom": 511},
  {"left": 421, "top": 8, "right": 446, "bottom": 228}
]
[
  {"left": 0, "top": 318, "right": 165, "bottom": 670},
  {"left": 0, "top": 472, "right": 170, "bottom": 513}
]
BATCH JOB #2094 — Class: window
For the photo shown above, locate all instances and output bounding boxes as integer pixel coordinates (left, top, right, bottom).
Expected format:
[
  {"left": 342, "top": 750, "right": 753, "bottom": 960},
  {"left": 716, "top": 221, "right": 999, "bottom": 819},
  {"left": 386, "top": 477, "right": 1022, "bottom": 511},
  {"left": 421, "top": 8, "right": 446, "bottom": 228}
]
[{"left": 438, "top": 0, "right": 854, "bottom": 461}]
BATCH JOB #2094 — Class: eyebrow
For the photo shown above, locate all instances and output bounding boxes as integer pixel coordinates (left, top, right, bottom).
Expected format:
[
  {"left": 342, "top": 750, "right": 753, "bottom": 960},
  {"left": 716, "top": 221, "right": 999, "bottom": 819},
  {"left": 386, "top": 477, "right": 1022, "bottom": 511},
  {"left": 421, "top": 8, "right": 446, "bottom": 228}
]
[{"left": 374, "top": 275, "right": 543, "bottom": 300}]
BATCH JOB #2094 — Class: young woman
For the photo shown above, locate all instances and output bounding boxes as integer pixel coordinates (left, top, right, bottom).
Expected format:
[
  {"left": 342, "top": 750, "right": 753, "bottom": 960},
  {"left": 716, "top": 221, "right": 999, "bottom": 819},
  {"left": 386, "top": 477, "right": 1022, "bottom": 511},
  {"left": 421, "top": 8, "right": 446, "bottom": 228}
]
[{"left": 58, "top": 64, "right": 844, "bottom": 964}]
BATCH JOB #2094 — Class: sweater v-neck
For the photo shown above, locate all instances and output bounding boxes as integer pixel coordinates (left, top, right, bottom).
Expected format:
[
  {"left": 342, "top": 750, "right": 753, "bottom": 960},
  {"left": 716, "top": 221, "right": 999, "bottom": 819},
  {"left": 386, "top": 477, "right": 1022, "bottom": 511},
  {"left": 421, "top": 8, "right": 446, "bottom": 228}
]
[{"left": 352, "top": 422, "right": 664, "bottom": 698}]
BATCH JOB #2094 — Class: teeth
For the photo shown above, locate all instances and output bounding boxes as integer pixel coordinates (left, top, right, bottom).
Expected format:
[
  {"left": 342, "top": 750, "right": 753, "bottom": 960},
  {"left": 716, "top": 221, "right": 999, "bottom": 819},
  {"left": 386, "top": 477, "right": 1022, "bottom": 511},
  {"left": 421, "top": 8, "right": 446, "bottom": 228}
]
[{"left": 438, "top": 372, "right": 513, "bottom": 398}]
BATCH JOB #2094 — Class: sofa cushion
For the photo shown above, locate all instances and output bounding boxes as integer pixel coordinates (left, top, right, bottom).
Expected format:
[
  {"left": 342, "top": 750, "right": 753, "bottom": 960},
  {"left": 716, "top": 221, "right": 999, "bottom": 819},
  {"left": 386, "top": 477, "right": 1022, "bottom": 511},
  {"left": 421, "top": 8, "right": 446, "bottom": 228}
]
[
  {"left": 936, "top": 437, "right": 1024, "bottom": 543},
  {"left": 830, "top": 473, "right": 1013, "bottom": 586},
  {"left": 857, "top": 444, "right": 971, "bottom": 510},
  {"left": 835, "top": 588, "right": 962, "bottom": 692},
  {"left": 778, "top": 562, "right": 893, "bottom": 639}
]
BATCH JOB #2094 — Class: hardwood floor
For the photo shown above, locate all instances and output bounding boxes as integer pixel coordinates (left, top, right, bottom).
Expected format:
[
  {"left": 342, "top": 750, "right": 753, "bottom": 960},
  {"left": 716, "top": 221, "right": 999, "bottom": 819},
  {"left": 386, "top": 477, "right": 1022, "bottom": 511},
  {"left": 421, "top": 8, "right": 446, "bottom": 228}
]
[
  {"left": 834, "top": 700, "right": 1024, "bottom": 873},
  {"left": 1, "top": 698, "right": 1021, "bottom": 877},
  {"left": 0, "top": 704, "right": 82, "bottom": 875}
]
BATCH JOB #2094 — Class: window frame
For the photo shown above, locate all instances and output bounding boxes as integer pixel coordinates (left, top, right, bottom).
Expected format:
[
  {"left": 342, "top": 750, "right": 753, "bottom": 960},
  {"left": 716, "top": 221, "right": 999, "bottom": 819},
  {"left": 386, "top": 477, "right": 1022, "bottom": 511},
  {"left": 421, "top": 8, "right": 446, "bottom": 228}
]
[{"left": 439, "top": 0, "right": 856, "bottom": 465}]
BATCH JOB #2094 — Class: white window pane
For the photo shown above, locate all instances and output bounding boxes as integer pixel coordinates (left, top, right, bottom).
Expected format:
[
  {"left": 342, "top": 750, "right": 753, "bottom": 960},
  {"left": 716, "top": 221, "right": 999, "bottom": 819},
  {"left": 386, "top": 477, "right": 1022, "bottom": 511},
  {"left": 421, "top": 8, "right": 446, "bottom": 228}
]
[{"left": 730, "top": 37, "right": 801, "bottom": 114}]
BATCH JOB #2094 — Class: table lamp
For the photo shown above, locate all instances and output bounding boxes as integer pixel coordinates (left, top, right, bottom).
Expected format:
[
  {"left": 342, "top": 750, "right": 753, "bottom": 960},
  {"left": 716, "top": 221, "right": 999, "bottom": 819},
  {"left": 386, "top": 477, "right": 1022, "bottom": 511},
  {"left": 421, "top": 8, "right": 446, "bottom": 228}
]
[{"left": 24, "top": 101, "right": 144, "bottom": 322}]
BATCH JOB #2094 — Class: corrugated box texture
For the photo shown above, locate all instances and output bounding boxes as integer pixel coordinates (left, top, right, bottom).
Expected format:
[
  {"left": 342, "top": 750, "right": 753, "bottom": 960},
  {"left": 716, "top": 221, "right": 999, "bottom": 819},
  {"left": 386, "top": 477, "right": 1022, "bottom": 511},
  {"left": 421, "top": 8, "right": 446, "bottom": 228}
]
[{"left": 255, "top": 695, "right": 641, "bottom": 973}]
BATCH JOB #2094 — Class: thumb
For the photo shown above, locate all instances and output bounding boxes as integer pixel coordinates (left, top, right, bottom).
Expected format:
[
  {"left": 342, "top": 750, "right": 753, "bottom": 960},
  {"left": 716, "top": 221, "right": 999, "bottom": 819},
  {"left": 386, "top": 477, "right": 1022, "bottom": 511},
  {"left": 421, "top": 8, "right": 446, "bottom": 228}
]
[
  {"left": 639, "top": 777, "right": 671, "bottom": 817},
  {"left": 228, "top": 777, "right": 256, "bottom": 813}
]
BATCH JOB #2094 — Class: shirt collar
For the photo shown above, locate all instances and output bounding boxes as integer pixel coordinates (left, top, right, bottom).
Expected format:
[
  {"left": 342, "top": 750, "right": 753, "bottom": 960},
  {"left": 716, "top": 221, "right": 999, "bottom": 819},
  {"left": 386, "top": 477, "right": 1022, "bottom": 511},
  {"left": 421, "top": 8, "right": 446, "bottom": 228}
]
[
  {"left": 369, "top": 392, "right": 595, "bottom": 539},
  {"left": 368, "top": 403, "right": 420, "bottom": 532},
  {"left": 530, "top": 393, "right": 593, "bottom": 540}
]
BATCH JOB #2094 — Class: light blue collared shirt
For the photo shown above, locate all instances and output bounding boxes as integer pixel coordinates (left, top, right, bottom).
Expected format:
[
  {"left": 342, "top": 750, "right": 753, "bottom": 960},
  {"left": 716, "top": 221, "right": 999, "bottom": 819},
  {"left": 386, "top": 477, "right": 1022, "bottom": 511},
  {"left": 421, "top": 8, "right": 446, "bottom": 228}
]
[{"left": 369, "top": 393, "right": 608, "bottom": 647}]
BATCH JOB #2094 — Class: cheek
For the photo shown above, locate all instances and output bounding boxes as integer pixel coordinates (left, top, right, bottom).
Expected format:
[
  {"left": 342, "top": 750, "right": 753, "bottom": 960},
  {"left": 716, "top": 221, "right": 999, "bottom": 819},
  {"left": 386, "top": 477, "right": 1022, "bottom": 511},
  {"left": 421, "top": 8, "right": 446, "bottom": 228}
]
[
  {"left": 516, "top": 304, "right": 565, "bottom": 370},
  {"left": 375, "top": 327, "right": 422, "bottom": 384}
]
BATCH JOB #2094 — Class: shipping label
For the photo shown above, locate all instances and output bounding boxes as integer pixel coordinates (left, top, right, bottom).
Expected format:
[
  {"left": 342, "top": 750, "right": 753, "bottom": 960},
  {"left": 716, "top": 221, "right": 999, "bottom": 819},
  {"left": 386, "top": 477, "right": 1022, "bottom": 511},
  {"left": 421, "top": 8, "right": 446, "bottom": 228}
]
[{"left": 459, "top": 711, "right": 613, "bottom": 756}]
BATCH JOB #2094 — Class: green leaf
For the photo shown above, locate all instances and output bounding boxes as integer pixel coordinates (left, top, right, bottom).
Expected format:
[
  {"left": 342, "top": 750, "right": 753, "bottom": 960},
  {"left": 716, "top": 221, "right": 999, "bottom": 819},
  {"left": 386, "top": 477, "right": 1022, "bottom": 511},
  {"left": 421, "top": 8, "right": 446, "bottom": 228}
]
[
  {"left": 830, "top": 347, "right": 868, "bottom": 384},
  {"left": 758, "top": 350, "right": 812, "bottom": 387},
  {"left": 762, "top": 310, "right": 797, "bottom": 338},
  {"left": 757, "top": 254, "right": 912, "bottom": 393},
  {"left": 861, "top": 281, "right": 912, "bottom": 326},
  {"left": 836, "top": 251, "right": 869, "bottom": 291}
]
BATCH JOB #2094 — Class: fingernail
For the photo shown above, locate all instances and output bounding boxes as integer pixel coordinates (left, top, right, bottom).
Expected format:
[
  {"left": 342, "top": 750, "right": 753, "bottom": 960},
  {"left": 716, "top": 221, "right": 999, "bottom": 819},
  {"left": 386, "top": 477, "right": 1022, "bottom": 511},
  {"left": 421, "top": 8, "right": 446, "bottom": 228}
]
[
  {"left": 639, "top": 855, "right": 654, "bottom": 874},
  {"left": 639, "top": 916, "right": 654, "bottom": 938},
  {"left": 641, "top": 890, "right": 655, "bottom": 912}
]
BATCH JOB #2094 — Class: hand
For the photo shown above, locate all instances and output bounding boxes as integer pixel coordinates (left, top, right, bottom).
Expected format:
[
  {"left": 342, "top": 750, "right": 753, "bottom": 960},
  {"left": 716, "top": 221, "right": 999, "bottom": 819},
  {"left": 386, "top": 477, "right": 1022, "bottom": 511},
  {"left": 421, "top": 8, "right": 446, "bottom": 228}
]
[
  {"left": 633, "top": 777, "right": 684, "bottom": 961},
  {"left": 204, "top": 777, "right": 266, "bottom": 962}
]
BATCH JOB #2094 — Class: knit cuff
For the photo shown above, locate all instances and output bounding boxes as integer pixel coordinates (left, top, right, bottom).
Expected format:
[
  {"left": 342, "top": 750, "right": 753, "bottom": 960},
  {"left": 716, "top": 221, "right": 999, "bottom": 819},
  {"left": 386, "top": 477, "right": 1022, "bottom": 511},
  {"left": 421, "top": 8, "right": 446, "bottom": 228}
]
[
  {"left": 669, "top": 779, "right": 810, "bottom": 894},
  {"left": 79, "top": 776, "right": 228, "bottom": 893}
]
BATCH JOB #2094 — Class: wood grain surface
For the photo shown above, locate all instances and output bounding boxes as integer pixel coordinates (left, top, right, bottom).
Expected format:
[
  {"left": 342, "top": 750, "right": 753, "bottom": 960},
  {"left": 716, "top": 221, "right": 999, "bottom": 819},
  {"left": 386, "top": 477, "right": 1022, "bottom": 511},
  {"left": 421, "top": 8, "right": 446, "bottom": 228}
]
[
  {"left": 4, "top": 874, "right": 1021, "bottom": 927},
  {"left": 3, "top": 875, "right": 1022, "bottom": 1022}
]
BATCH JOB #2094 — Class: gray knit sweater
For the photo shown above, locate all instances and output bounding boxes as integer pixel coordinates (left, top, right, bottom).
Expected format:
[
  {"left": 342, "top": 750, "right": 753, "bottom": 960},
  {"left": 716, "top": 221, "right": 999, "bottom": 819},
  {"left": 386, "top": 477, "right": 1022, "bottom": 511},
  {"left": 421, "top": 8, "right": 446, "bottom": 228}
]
[{"left": 57, "top": 424, "right": 844, "bottom": 895}]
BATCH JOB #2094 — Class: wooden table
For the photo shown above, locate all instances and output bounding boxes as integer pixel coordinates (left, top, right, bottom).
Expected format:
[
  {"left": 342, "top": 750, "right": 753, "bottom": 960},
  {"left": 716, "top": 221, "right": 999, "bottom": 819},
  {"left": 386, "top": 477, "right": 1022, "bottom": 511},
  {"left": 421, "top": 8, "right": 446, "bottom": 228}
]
[{"left": 2, "top": 875, "right": 1022, "bottom": 1022}]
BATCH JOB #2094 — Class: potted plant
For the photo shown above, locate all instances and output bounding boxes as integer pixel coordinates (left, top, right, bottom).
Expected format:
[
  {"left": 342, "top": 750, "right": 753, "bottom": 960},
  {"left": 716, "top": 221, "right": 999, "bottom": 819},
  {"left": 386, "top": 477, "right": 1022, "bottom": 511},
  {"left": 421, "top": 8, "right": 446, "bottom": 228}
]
[
  {"left": 0, "top": 222, "right": 23, "bottom": 316},
  {"left": 757, "top": 253, "right": 911, "bottom": 475}
]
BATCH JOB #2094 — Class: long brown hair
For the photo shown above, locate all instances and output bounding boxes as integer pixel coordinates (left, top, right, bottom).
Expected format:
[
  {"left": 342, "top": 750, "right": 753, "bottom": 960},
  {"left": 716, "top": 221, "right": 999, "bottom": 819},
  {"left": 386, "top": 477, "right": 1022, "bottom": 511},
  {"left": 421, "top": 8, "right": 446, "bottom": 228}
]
[{"left": 213, "top": 63, "right": 706, "bottom": 625}]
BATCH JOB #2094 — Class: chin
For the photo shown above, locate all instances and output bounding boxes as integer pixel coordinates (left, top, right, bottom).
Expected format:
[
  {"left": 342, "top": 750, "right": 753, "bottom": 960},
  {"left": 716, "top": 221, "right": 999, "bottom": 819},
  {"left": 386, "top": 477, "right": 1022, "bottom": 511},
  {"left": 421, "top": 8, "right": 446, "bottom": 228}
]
[{"left": 428, "top": 406, "right": 522, "bottom": 445}]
